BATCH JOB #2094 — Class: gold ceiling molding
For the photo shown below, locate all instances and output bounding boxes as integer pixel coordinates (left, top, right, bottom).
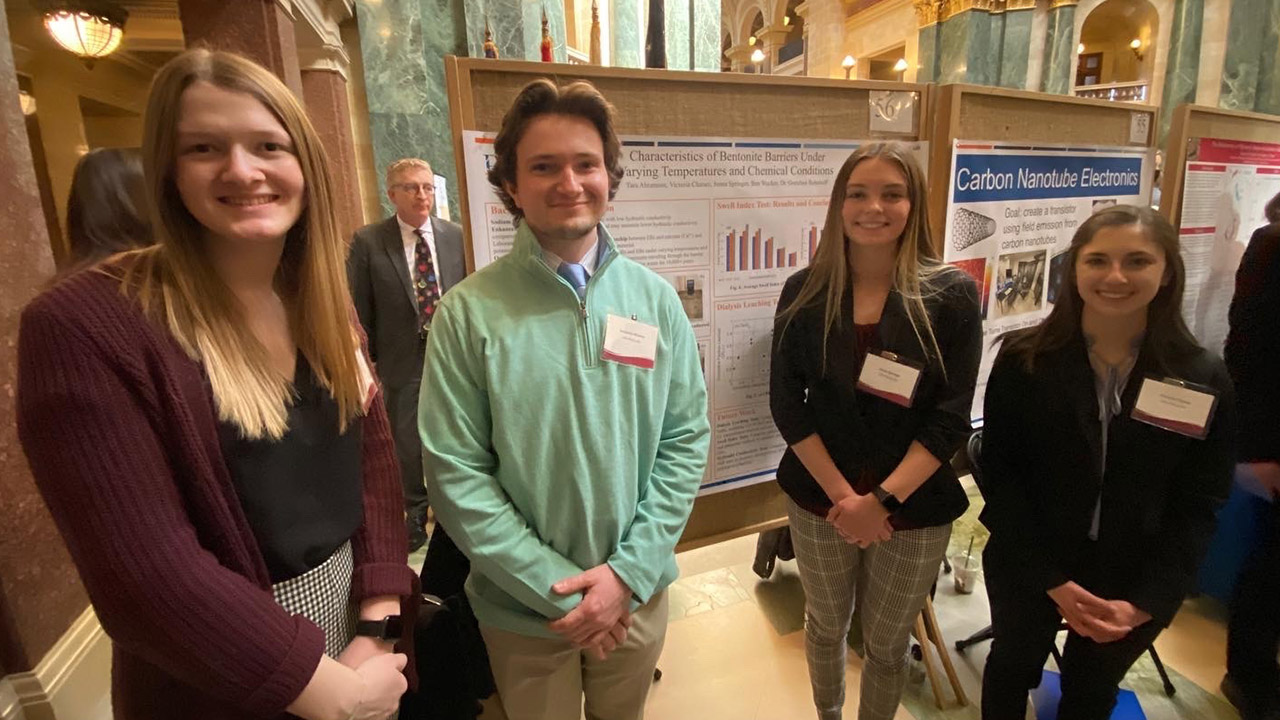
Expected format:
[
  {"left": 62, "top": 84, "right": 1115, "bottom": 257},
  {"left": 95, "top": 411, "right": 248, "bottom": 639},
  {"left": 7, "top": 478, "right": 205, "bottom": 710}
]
[
  {"left": 1049, "top": 0, "right": 1079, "bottom": 7},
  {"left": 913, "top": 0, "right": 943, "bottom": 25}
]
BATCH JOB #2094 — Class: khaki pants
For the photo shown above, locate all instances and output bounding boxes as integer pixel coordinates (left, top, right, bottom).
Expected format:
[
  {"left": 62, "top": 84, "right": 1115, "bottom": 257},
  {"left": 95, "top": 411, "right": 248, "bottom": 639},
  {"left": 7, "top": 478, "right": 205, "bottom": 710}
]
[{"left": 479, "top": 590, "right": 669, "bottom": 720}]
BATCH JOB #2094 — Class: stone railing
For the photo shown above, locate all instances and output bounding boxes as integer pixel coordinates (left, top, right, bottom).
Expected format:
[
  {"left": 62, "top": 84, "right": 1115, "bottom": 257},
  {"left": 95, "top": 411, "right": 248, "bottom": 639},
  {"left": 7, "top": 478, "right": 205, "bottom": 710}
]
[{"left": 1073, "top": 81, "right": 1149, "bottom": 103}]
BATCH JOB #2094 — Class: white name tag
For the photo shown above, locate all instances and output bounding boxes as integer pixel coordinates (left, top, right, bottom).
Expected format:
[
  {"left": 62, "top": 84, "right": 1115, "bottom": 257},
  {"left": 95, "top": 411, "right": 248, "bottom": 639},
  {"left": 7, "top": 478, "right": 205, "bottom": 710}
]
[
  {"left": 1131, "top": 377, "right": 1217, "bottom": 439},
  {"left": 856, "top": 351, "right": 922, "bottom": 408},
  {"left": 602, "top": 314, "right": 659, "bottom": 370}
]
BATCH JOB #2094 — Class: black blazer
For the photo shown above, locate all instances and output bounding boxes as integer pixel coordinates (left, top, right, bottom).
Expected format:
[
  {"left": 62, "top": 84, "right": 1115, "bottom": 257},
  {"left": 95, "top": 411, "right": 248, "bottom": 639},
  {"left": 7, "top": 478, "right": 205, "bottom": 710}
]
[
  {"left": 347, "top": 215, "right": 466, "bottom": 391},
  {"left": 770, "top": 267, "right": 983, "bottom": 528},
  {"left": 979, "top": 335, "right": 1237, "bottom": 625},
  {"left": 1225, "top": 222, "right": 1280, "bottom": 462}
]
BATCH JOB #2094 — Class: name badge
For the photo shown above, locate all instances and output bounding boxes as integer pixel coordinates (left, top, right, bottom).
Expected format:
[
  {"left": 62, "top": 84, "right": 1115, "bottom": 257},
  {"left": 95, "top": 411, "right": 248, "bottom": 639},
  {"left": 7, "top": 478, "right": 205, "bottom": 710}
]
[
  {"left": 1131, "top": 377, "right": 1217, "bottom": 439},
  {"left": 856, "top": 351, "right": 922, "bottom": 408},
  {"left": 602, "top": 314, "right": 659, "bottom": 370}
]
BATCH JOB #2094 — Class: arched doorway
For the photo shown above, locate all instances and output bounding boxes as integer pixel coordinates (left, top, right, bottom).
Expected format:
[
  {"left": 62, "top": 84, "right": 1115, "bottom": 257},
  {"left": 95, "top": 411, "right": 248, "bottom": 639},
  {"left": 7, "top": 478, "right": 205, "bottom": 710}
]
[{"left": 1076, "top": 0, "right": 1159, "bottom": 101}]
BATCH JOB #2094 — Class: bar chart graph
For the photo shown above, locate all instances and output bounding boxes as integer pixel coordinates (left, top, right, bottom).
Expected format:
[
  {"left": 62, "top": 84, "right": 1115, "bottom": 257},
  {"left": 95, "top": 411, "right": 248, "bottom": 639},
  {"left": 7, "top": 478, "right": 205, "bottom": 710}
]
[{"left": 722, "top": 223, "right": 817, "bottom": 272}]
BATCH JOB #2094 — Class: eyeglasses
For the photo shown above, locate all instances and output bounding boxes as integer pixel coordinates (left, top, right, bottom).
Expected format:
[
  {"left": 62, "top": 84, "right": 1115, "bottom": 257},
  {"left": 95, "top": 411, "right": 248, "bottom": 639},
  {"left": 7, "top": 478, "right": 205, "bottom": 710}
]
[{"left": 393, "top": 182, "right": 435, "bottom": 195}]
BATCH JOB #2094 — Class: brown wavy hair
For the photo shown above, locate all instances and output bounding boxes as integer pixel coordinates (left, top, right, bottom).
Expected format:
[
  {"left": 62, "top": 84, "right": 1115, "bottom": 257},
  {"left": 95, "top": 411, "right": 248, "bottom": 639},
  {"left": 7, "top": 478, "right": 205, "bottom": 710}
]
[{"left": 486, "top": 78, "right": 625, "bottom": 220}]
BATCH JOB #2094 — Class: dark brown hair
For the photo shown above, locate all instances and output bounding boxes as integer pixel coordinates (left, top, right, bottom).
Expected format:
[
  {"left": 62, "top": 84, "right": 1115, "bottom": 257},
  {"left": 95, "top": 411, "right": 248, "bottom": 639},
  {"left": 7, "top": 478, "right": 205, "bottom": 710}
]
[
  {"left": 66, "top": 147, "right": 152, "bottom": 264},
  {"left": 1000, "top": 204, "right": 1199, "bottom": 372},
  {"left": 486, "top": 78, "right": 624, "bottom": 219},
  {"left": 1265, "top": 191, "right": 1280, "bottom": 224}
]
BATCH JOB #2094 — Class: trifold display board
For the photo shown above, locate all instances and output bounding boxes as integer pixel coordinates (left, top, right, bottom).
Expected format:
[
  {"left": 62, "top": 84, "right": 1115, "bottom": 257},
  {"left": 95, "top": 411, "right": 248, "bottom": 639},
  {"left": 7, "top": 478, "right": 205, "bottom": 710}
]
[
  {"left": 444, "top": 57, "right": 929, "bottom": 551},
  {"left": 928, "top": 85, "right": 1159, "bottom": 423},
  {"left": 1160, "top": 105, "right": 1280, "bottom": 358}
]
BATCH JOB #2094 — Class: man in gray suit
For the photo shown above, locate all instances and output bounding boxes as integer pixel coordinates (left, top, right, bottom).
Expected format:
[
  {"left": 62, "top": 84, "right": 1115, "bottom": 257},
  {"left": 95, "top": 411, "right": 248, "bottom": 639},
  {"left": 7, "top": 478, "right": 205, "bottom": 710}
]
[{"left": 348, "top": 158, "right": 465, "bottom": 551}]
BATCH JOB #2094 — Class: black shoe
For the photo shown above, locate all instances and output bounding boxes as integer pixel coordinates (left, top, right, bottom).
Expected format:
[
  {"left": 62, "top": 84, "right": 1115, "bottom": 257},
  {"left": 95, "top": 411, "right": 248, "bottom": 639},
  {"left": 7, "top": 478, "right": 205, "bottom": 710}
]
[{"left": 407, "top": 517, "right": 428, "bottom": 553}]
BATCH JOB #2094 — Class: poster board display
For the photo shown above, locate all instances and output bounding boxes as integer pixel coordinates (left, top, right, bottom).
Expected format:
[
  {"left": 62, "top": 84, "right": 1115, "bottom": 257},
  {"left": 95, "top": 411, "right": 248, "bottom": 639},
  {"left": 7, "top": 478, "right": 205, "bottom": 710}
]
[
  {"left": 1159, "top": 105, "right": 1280, "bottom": 356},
  {"left": 445, "top": 57, "right": 931, "bottom": 549},
  {"left": 927, "top": 84, "right": 1159, "bottom": 424},
  {"left": 942, "top": 141, "right": 1154, "bottom": 421}
]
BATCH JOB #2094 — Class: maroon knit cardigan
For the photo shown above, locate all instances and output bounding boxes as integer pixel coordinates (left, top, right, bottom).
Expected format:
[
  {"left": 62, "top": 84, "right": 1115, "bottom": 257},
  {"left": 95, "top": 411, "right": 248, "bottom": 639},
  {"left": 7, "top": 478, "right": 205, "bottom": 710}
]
[{"left": 16, "top": 268, "right": 415, "bottom": 719}]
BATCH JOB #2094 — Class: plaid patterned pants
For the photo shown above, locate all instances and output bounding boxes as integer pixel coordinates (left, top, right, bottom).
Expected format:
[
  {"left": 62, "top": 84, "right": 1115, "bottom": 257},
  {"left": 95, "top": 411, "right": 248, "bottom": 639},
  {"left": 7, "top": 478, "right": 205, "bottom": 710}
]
[{"left": 787, "top": 499, "right": 950, "bottom": 720}]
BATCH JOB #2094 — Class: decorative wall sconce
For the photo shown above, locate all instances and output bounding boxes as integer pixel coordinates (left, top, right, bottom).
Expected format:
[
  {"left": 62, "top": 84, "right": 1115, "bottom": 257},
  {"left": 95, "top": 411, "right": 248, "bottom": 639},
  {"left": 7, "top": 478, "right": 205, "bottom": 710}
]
[
  {"left": 842, "top": 55, "right": 856, "bottom": 79},
  {"left": 40, "top": 1, "right": 128, "bottom": 69},
  {"left": 1130, "top": 38, "right": 1144, "bottom": 61},
  {"left": 893, "top": 57, "right": 908, "bottom": 79},
  {"left": 1077, "top": 43, "right": 1085, "bottom": 54},
  {"left": 750, "top": 47, "right": 765, "bottom": 73}
]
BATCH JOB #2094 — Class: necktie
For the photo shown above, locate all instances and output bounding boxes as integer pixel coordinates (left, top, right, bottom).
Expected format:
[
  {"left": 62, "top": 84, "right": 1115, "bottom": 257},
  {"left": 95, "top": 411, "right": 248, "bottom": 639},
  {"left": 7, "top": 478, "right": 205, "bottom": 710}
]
[
  {"left": 413, "top": 228, "right": 440, "bottom": 334},
  {"left": 557, "top": 261, "right": 588, "bottom": 301}
]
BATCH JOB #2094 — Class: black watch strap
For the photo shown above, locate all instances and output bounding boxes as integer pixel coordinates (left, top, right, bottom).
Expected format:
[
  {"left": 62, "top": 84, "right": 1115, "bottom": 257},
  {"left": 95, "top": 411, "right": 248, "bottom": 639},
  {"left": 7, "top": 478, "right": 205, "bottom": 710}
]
[
  {"left": 871, "top": 486, "right": 903, "bottom": 513},
  {"left": 355, "top": 615, "right": 404, "bottom": 641}
]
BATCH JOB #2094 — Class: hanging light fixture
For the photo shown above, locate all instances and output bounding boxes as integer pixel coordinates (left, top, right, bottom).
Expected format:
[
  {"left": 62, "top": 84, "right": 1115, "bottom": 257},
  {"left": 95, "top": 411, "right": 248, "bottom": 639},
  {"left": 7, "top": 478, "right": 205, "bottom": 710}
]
[{"left": 40, "top": 1, "right": 129, "bottom": 69}]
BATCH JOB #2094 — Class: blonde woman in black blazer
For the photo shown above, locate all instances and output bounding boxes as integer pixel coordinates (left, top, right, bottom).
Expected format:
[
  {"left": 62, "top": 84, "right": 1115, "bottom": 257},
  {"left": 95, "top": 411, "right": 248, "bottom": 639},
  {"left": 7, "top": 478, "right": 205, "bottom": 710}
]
[
  {"left": 980, "top": 205, "right": 1237, "bottom": 720},
  {"left": 771, "top": 142, "right": 982, "bottom": 720}
]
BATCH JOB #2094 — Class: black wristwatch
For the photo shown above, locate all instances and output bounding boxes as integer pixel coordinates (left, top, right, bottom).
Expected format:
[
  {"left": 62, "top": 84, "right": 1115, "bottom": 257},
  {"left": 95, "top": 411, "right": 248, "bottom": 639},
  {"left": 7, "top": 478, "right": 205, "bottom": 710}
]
[
  {"left": 355, "top": 615, "right": 404, "bottom": 641},
  {"left": 871, "top": 486, "right": 903, "bottom": 513}
]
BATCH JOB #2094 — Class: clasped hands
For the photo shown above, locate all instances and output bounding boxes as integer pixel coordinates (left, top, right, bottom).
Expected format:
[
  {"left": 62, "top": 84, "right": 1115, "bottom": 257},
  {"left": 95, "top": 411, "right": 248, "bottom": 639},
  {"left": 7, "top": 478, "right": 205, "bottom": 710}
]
[
  {"left": 548, "top": 563, "right": 634, "bottom": 660},
  {"left": 827, "top": 492, "right": 893, "bottom": 548},
  {"left": 1047, "top": 581, "right": 1152, "bottom": 644}
]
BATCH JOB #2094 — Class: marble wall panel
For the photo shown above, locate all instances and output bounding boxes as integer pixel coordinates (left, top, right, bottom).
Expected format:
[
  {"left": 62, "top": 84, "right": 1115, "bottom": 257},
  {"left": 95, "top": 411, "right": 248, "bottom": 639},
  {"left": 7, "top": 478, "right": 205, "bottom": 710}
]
[
  {"left": 1158, "top": 0, "right": 1202, "bottom": 142},
  {"left": 999, "top": 9, "right": 1033, "bottom": 89},
  {"left": 612, "top": 0, "right": 644, "bottom": 67},
  {"left": 1040, "top": 4, "right": 1075, "bottom": 94},
  {"left": 938, "top": 11, "right": 993, "bottom": 85},
  {"left": 918, "top": 25, "right": 938, "bottom": 82},
  {"left": 693, "top": 0, "right": 722, "bottom": 70},
  {"left": 667, "top": 0, "right": 692, "bottom": 69}
]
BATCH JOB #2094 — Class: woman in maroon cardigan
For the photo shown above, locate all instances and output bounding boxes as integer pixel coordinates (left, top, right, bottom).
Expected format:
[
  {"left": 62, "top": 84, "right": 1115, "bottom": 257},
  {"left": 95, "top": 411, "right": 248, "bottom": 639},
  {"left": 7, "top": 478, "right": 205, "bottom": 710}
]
[{"left": 17, "top": 50, "right": 413, "bottom": 720}]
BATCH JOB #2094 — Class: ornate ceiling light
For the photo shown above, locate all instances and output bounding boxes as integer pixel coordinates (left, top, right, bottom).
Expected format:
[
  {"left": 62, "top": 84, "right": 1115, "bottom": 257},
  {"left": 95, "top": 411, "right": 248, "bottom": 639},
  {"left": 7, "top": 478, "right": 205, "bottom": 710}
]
[{"left": 40, "top": 1, "right": 129, "bottom": 69}]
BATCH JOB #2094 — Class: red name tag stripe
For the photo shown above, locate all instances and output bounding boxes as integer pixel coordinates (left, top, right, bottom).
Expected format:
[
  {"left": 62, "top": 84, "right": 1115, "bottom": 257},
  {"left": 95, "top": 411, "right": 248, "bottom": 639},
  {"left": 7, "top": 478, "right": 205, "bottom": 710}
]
[
  {"left": 1132, "top": 408, "right": 1207, "bottom": 439},
  {"left": 856, "top": 382, "right": 911, "bottom": 408},
  {"left": 602, "top": 350, "right": 655, "bottom": 369}
]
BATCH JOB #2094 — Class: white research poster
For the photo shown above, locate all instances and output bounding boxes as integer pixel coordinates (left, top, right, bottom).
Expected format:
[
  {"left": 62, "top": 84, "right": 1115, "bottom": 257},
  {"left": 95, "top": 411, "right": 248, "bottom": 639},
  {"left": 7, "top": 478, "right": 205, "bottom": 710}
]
[
  {"left": 943, "top": 140, "right": 1154, "bottom": 423},
  {"left": 462, "top": 131, "right": 928, "bottom": 494},
  {"left": 1176, "top": 137, "right": 1280, "bottom": 356}
]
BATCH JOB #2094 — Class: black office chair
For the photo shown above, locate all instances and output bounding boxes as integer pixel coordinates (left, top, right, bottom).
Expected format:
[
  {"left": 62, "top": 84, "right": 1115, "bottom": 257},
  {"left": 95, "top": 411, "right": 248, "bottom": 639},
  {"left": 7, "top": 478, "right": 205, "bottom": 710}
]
[{"left": 952, "top": 430, "right": 1176, "bottom": 698}]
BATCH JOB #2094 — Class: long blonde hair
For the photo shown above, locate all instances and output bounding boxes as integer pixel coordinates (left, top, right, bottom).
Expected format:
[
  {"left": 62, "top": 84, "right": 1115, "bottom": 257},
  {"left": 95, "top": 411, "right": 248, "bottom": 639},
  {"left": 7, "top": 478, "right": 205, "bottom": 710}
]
[
  {"left": 778, "top": 142, "right": 959, "bottom": 373},
  {"left": 119, "top": 49, "right": 363, "bottom": 440}
]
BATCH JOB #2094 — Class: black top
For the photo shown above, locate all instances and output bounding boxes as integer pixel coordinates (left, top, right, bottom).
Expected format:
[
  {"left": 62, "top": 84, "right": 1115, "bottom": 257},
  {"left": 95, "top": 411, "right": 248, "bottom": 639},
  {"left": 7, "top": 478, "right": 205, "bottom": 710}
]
[
  {"left": 1225, "top": 222, "right": 1280, "bottom": 462},
  {"left": 769, "top": 268, "right": 983, "bottom": 529},
  {"left": 979, "top": 334, "right": 1237, "bottom": 625},
  {"left": 218, "top": 353, "right": 364, "bottom": 583}
]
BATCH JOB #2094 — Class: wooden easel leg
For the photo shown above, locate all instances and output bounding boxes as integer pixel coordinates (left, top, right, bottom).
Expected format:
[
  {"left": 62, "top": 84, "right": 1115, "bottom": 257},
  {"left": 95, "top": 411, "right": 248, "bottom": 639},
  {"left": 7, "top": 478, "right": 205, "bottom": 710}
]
[
  {"left": 914, "top": 616, "right": 945, "bottom": 709},
  {"left": 923, "top": 597, "right": 969, "bottom": 706}
]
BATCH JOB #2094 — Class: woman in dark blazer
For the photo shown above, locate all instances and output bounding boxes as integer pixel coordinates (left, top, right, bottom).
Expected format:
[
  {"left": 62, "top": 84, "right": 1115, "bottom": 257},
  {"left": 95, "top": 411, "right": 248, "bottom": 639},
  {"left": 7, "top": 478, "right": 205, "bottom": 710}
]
[
  {"left": 980, "top": 205, "right": 1237, "bottom": 720},
  {"left": 770, "top": 142, "right": 982, "bottom": 720}
]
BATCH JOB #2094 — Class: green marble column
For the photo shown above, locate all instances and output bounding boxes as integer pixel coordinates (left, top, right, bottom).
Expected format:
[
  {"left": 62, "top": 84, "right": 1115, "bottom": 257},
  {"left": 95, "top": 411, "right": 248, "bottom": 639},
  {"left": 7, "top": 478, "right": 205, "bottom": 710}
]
[
  {"left": 356, "top": 0, "right": 468, "bottom": 219},
  {"left": 665, "top": 0, "right": 690, "bottom": 69},
  {"left": 1219, "top": 0, "right": 1280, "bottom": 114},
  {"left": 938, "top": 10, "right": 994, "bottom": 85},
  {"left": 998, "top": 9, "right": 1033, "bottom": 89},
  {"left": 918, "top": 24, "right": 939, "bottom": 83},
  {"left": 1040, "top": 2, "right": 1076, "bottom": 94},
  {"left": 465, "top": 0, "right": 526, "bottom": 59},
  {"left": 692, "top": 0, "right": 721, "bottom": 70},
  {"left": 611, "top": 0, "right": 643, "bottom": 67},
  {"left": 1158, "top": 0, "right": 1203, "bottom": 142},
  {"left": 522, "top": 0, "right": 568, "bottom": 62}
]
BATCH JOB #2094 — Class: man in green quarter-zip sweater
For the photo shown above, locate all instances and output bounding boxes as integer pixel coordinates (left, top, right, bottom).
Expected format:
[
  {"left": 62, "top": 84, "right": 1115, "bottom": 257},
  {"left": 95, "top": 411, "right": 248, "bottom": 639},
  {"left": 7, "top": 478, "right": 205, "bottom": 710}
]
[{"left": 418, "top": 78, "right": 711, "bottom": 720}]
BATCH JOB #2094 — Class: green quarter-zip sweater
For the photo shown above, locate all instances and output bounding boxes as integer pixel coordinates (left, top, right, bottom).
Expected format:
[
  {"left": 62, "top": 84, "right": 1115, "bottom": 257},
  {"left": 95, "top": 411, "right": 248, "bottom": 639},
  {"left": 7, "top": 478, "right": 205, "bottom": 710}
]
[{"left": 419, "top": 221, "right": 711, "bottom": 638}]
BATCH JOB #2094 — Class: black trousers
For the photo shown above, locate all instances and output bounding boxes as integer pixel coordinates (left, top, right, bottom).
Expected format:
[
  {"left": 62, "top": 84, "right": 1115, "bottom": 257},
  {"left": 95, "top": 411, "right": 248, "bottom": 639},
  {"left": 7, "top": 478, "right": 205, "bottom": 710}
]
[
  {"left": 1228, "top": 499, "right": 1280, "bottom": 718},
  {"left": 389, "top": 383, "right": 429, "bottom": 521},
  {"left": 981, "top": 545, "right": 1164, "bottom": 720}
]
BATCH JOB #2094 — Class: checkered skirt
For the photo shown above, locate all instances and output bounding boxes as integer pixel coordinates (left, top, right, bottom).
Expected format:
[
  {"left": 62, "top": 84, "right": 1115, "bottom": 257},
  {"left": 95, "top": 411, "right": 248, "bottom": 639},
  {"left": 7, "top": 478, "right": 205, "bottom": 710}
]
[{"left": 271, "top": 540, "right": 357, "bottom": 658}]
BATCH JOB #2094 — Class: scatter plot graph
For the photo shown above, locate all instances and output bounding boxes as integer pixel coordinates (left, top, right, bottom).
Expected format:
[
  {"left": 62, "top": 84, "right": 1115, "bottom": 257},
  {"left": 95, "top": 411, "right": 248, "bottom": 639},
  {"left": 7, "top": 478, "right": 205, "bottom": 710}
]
[{"left": 715, "top": 316, "right": 773, "bottom": 404}]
